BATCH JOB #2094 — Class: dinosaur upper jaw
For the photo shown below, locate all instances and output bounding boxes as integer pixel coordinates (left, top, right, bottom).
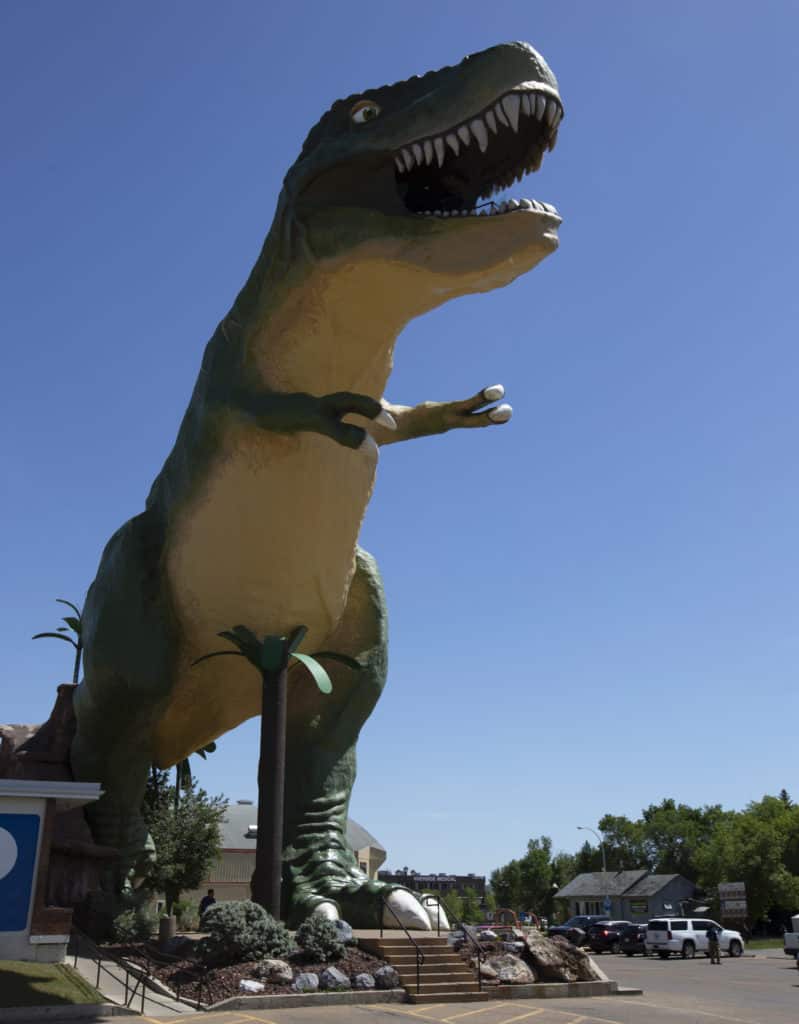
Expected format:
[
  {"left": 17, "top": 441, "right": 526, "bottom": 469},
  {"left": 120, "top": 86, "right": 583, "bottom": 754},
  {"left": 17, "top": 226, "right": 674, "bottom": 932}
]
[{"left": 393, "top": 81, "right": 562, "bottom": 218}]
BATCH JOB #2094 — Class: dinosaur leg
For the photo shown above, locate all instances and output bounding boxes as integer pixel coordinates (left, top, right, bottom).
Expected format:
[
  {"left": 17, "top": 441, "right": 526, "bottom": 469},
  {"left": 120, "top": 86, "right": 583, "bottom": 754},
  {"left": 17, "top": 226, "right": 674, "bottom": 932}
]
[
  {"left": 70, "top": 511, "right": 175, "bottom": 890},
  {"left": 281, "top": 547, "right": 447, "bottom": 930}
]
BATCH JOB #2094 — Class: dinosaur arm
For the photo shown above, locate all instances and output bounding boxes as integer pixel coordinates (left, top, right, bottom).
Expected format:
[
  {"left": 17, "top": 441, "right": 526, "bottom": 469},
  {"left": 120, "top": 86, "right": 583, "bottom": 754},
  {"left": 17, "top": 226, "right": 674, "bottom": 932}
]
[
  {"left": 369, "top": 384, "right": 512, "bottom": 446},
  {"left": 232, "top": 387, "right": 396, "bottom": 449}
]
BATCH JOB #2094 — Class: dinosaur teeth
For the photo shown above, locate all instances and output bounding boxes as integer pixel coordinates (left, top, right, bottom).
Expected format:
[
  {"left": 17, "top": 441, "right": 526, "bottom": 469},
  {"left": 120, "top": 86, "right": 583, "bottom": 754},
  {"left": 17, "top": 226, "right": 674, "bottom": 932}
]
[
  {"left": 521, "top": 93, "right": 531, "bottom": 117},
  {"left": 546, "top": 98, "right": 559, "bottom": 127},
  {"left": 423, "top": 139, "right": 434, "bottom": 166},
  {"left": 401, "top": 148, "right": 414, "bottom": 172},
  {"left": 445, "top": 132, "right": 460, "bottom": 157},
  {"left": 470, "top": 117, "right": 488, "bottom": 153},
  {"left": 433, "top": 136, "right": 445, "bottom": 167},
  {"left": 535, "top": 94, "right": 547, "bottom": 121},
  {"left": 457, "top": 123, "right": 471, "bottom": 147},
  {"left": 501, "top": 94, "right": 520, "bottom": 132},
  {"left": 485, "top": 109, "right": 497, "bottom": 135}
]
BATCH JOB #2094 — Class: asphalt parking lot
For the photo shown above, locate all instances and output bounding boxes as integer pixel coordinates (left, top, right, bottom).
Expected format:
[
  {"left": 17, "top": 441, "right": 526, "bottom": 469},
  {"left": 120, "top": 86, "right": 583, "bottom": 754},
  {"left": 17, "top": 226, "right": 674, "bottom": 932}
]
[{"left": 138, "top": 952, "right": 799, "bottom": 1024}]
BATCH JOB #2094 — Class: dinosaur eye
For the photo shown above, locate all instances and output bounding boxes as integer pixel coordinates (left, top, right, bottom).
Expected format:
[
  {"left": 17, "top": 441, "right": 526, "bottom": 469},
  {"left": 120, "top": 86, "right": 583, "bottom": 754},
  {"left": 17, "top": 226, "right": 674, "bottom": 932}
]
[{"left": 351, "top": 100, "right": 381, "bottom": 124}]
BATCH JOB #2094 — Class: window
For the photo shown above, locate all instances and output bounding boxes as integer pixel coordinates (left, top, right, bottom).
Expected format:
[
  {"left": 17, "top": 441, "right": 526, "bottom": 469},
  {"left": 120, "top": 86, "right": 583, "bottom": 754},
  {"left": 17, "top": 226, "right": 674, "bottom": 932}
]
[
  {"left": 359, "top": 862, "right": 368, "bottom": 873},
  {"left": 692, "top": 920, "right": 712, "bottom": 931},
  {"left": 671, "top": 920, "right": 688, "bottom": 930}
]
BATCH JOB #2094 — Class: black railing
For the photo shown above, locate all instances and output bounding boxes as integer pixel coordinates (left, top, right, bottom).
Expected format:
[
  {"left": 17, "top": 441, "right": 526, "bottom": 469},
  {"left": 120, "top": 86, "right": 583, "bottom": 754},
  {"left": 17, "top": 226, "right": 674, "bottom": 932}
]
[
  {"left": 428, "top": 900, "right": 483, "bottom": 991},
  {"left": 69, "top": 925, "right": 208, "bottom": 1011},
  {"left": 379, "top": 893, "right": 426, "bottom": 994}
]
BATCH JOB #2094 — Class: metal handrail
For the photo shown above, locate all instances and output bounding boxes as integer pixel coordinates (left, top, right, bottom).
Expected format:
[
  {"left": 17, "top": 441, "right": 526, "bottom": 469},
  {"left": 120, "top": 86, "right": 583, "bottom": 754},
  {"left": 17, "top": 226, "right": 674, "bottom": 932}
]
[
  {"left": 70, "top": 925, "right": 207, "bottom": 1011},
  {"left": 428, "top": 900, "right": 484, "bottom": 992},
  {"left": 379, "top": 893, "right": 426, "bottom": 994}
]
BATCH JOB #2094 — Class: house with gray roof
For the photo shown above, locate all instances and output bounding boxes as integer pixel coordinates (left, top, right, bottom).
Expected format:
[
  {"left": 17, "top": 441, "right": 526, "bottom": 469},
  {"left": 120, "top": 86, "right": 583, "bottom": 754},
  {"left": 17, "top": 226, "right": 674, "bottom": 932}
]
[
  {"left": 554, "top": 870, "right": 695, "bottom": 923},
  {"left": 181, "top": 799, "right": 386, "bottom": 910}
]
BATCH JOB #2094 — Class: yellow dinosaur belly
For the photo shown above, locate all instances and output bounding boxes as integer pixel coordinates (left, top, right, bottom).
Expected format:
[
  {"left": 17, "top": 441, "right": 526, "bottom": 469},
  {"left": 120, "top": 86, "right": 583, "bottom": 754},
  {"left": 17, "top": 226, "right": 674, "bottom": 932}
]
[{"left": 153, "top": 422, "right": 377, "bottom": 766}]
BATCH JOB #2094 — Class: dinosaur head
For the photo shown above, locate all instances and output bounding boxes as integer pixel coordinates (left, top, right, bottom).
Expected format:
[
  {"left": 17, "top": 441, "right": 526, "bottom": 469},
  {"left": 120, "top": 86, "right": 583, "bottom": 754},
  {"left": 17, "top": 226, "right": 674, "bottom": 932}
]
[{"left": 282, "top": 41, "right": 563, "bottom": 305}]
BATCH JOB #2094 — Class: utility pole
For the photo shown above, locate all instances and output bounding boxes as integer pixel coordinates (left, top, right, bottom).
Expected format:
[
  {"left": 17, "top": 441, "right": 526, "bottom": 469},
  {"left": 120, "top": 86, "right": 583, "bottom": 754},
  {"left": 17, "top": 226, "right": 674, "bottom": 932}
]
[{"left": 578, "top": 825, "right": 608, "bottom": 916}]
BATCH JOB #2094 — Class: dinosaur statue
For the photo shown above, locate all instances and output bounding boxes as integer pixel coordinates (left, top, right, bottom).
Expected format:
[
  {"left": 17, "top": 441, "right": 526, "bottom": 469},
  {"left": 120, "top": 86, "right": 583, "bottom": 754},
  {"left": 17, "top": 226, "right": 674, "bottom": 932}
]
[{"left": 69, "top": 40, "right": 564, "bottom": 929}]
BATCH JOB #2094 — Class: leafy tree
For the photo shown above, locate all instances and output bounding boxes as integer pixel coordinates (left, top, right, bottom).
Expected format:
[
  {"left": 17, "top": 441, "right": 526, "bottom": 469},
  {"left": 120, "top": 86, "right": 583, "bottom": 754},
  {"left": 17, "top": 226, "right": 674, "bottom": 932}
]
[
  {"left": 483, "top": 887, "right": 497, "bottom": 914},
  {"left": 518, "top": 836, "right": 553, "bottom": 914},
  {"left": 141, "top": 775, "right": 226, "bottom": 915},
  {"left": 573, "top": 839, "right": 602, "bottom": 874},
  {"left": 439, "top": 889, "right": 464, "bottom": 922},
  {"left": 597, "top": 814, "right": 648, "bottom": 870},
  {"left": 460, "top": 885, "right": 483, "bottom": 924},
  {"left": 490, "top": 859, "right": 522, "bottom": 910}
]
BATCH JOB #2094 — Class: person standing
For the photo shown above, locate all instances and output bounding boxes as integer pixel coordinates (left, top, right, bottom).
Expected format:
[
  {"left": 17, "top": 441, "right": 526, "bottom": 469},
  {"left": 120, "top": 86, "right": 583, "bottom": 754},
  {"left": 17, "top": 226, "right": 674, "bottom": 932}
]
[
  {"left": 199, "top": 888, "right": 216, "bottom": 918},
  {"left": 706, "top": 923, "right": 722, "bottom": 964}
]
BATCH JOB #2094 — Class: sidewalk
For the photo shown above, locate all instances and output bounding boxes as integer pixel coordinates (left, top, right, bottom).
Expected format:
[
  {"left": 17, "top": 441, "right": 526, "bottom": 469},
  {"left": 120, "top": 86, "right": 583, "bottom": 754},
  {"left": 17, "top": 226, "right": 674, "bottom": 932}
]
[{"left": 68, "top": 941, "right": 191, "bottom": 1017}]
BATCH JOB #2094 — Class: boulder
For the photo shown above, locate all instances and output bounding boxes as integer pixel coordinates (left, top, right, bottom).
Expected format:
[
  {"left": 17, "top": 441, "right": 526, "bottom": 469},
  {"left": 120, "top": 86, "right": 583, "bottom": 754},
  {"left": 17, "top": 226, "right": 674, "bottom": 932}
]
[
  {"left": 478, "top": 960, "right": 499, "bottom": 981},
  {"left": 353, "top": 972, "right": 375, "bottom": 989},
  {"left": 239, "top": 979, "right": 264, "bottom": 994},
  {"left": 334, "top": 919, "right": 354, "bottom": 944},
  {"left": 320, "top": 966, "right": 351, "bottom": 990},
  {"left": 292, "top": 972, "right": 319, "bottom": 992},
  {"left": 487, "top": 953, "right": 535, "bottom": 984},
  {"left": 524, "top": 930, "right": 603, "bottom": 983},
  {"left": 374, "top": 964, "right": 401, "bottom": 989},
  {"left": 255, "top": 958, "right": 293, "bottom": 985}
]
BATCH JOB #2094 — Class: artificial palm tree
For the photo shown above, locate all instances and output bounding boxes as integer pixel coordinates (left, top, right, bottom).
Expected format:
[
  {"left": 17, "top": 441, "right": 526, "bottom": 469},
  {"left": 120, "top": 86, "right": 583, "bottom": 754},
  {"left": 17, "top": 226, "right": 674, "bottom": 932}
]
[
  {"left": 193, "top": 624, "right": 359, "bottom": 918},
  {"left": 32, "top": 598, "right": 83, "bottom": 684}
]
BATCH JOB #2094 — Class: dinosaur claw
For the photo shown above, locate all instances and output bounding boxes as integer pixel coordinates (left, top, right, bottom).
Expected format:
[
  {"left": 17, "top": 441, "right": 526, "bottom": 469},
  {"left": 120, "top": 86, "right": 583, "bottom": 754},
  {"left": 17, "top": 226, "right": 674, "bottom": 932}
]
[
  {"left": 488, "top": 402, "right": 512, "bottom": 423},
  {"left": 483, "top": 384, "right": 505, "bottom": 402},
  {"left": 311, "top": 901, "right": 340, "bottom": 921},
  {"left": 376, "top": 408, "right": 398, "bottom": 430},
  {"left": 384, "top": 890, "right": 433, "bottom": 930}
]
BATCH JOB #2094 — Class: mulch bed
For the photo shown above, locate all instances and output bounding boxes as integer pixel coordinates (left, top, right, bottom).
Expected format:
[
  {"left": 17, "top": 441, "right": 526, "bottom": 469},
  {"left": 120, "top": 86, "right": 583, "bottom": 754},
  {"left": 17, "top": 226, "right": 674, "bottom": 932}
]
[{"left": 104, "top": 943, "right": 389, "bottom": 1006}]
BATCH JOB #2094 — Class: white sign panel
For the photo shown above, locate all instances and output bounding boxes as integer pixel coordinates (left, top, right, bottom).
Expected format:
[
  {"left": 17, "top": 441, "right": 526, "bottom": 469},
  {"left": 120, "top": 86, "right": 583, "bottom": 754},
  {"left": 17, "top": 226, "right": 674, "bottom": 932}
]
[{"left": 718, "top": 882, "right": 746, "bottom": 900}]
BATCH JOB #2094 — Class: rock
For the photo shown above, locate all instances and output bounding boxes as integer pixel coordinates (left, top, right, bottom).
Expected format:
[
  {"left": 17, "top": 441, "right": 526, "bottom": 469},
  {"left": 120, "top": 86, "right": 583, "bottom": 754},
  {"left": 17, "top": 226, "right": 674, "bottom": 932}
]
[
  {"left": 255, "top": 958, "right": 293, "bottom": 985},
  {"left": 292, "top": 972, "right": 320, "bottom": 992},
  {"left": 239, "top": 979, "right": 265, "bottom": 993},
  {"left": 320, "top": 966, "right": 351, "bottom": 990},
  {"left": 487, "top": 953, "right": 535, "bottom": 984},
  {"left": 479, "top": 961, "right": 499, "bottom": 980},
  {"left": 353, "top": 972, "right": 375, "bottom": 989},
  {"left": 334, "top": 919, "right": 354, "bottom": 944},
  {"left": 374, "top": 964, "right": 401, "bottom": 989},
  {"left": 524, "top": 929, "right": 603, "bottom": 983}
]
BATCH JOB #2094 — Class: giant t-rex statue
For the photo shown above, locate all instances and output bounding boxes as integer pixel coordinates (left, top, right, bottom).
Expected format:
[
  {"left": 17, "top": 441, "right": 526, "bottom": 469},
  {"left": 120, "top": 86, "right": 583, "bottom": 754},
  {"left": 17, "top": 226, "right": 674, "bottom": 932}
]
[{"left": 69, "top": 40, "right": 564, "bottom": 928}]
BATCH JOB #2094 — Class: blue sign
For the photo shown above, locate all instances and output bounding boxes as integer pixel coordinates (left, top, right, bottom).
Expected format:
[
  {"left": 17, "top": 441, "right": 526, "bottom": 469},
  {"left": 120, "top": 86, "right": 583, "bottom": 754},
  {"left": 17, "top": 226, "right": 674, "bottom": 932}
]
[
  {"left": 603, "top": 896, "right": 612, "bottom": 913},
  {"left": 0, "top": 814, "right": 40, "bottom": 932}
]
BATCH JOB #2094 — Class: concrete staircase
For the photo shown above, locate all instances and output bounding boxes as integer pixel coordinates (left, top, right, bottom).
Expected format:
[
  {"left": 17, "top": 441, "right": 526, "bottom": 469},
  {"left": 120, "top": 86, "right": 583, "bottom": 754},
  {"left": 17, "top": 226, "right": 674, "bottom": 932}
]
[{"left": 360, "top": 934, "right": 488, "bottom": 1004}]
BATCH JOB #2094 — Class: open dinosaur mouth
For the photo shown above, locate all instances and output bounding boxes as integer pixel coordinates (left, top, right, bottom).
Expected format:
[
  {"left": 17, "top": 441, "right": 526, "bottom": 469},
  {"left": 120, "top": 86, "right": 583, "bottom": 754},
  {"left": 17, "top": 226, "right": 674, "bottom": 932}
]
[{"left": 393, "top": 84, "right": 562, "bottom": 218}]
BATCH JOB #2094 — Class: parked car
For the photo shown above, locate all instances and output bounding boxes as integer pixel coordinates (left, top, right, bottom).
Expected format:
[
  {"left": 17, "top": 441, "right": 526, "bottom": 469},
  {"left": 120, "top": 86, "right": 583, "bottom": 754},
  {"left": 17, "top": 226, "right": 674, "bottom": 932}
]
[
  {"left": 548, "top": 915, "right": 610, "bottom": 945},
  {"left": 619, "top": 923, "right": 648, "bottom": 956},
  {"left": 645, "top": 918, "right": 745, "bottom": 959},
  {"left": 586, "top": 920, "right": 632, "bottom": 954}
]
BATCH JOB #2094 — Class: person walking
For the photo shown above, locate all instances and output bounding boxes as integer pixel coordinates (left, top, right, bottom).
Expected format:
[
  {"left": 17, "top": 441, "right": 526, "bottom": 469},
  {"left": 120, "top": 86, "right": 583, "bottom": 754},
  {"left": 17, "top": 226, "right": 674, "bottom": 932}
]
[{"left": 706, "top": 923, "right": 722, "bottom": 964}]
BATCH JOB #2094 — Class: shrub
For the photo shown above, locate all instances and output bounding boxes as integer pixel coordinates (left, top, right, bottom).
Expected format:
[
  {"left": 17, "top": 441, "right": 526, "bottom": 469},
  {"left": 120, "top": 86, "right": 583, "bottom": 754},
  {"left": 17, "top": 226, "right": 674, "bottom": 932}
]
[
  {"left": 112, "top": 908, "right": 156, "bottom": 943},
  {"left": 295, "top": 915, "right": 345, "bottom": 962},
  {"left": 197, "top": 900, "right": 294, "bottom": 966}
]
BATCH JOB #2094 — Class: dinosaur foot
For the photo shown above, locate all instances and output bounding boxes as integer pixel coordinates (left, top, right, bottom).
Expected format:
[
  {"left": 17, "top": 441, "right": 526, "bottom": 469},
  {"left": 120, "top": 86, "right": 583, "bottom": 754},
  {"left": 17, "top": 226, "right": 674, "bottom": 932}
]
[{"left": 309, "top": 891, "right": 450, "bottom": 931}]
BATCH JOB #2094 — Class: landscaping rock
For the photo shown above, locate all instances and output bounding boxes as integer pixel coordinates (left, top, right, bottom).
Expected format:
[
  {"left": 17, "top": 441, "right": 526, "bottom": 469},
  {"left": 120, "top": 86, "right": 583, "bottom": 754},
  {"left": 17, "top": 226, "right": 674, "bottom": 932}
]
[
  {"left": 487, "top": 953, "right": 536, "bottom": 984},
  {"left": 334, "top": 919, "right": 354, "bottom": 944},
  {"left": 255, "top": 958, "right": 293, "bottom": 985},
  {"left": 320, "top": 966, "right": 351, "bottom": 990},
  {"left": 292, "top": 971, "right": 320, "bottom": 992},
  {"left": 524, "top": 930, "right": 603, "bottom": 982},
  {"left": 353, "top": 972, "right": 376, "bottom": 989},
  {"left": 239, "top": 979, "right": 265, "bottom": 993},
  {"left": 478, "top": 960, "right": 499, "bottom": 980},
  {"left": 374, "top": 964, "right": 400, "bottom": 989}
]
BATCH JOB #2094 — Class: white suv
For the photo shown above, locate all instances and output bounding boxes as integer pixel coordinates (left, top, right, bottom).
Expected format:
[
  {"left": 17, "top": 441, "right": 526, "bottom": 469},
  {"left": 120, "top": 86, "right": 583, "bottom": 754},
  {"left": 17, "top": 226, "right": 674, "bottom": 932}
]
[{"left": 646, "top": 918, "right": 745, "bottom": 959}]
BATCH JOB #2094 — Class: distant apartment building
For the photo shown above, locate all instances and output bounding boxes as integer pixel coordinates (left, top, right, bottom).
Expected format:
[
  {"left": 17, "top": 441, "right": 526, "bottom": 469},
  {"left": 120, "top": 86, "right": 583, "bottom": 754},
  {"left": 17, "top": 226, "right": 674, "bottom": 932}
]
[{"left": 378, "top": 868, "right": 486, "bottom": 898}]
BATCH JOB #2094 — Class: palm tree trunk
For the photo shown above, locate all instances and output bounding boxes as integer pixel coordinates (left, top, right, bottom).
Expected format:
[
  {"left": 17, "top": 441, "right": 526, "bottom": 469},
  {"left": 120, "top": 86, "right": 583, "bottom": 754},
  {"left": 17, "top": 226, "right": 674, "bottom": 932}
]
[{"left": 252, "top": 647, "right": 288, "bottom": 918}]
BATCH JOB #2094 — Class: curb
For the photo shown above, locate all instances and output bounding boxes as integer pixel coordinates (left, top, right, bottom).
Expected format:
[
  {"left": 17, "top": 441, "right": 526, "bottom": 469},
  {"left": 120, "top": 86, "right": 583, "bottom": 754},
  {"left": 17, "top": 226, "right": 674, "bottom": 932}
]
[
  {"left": 0, "top": 1004, "right": 137, "bottom": 1023},
  {"left": 207, "top": 988, "right": 408, "bottom": 1011}
]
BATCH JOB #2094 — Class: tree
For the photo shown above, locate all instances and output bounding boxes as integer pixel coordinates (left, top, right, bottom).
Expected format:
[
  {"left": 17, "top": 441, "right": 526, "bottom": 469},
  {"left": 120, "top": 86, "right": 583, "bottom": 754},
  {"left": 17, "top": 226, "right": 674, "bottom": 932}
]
[
  {"left": 142, "top": 775, "right": 226, "bottom": 914},
  {"left": 32, "top": 598, "right": 83, "bottom": 684},
  {"left": 460, "top": 885, "right": 483, "bottom": 924},
  {"left": 597, "top": 814, "right": 648, "bottom": 870},
  {"left": 490, "top": 859, "right": 522, "bottom": 910},
  {"left": 193, "top": 624, "right": 358, "bottom": 919},
  {"left": 518, "top": 836, "right": 553, "bottom": 915},
  {"left": 439, "top": 889, "right": 464, "bottom": 922}
]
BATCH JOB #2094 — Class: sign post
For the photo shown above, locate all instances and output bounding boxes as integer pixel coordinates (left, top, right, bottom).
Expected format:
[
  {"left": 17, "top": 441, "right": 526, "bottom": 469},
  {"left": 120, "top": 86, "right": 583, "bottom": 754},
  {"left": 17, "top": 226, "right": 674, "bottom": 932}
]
[{"left": 718, "top": 882, "right": 747, "bottom": 925}]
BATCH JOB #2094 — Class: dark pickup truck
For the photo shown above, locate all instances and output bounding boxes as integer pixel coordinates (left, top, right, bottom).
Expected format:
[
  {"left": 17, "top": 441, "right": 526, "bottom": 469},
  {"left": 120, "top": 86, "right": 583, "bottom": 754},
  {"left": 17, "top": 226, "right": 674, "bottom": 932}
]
[{"left": 547, "top": 915, "right": 610, "bottom": 946}]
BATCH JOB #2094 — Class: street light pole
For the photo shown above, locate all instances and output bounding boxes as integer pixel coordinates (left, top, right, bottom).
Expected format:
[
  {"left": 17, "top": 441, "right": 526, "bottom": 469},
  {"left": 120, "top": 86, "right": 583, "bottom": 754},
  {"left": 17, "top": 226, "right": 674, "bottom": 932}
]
[{"left": 578, "top": 825, "right": 608, "bottom": 917}]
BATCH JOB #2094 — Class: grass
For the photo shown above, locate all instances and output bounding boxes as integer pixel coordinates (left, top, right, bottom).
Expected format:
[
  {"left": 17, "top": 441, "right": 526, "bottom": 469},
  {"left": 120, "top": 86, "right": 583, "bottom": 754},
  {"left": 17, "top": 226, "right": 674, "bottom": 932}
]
[
  {"left": 0, "top": 961, "right": 103, "bottom": 1007},
  {"left": 746, "top": 938, "right": 785, "bottom": 950}
]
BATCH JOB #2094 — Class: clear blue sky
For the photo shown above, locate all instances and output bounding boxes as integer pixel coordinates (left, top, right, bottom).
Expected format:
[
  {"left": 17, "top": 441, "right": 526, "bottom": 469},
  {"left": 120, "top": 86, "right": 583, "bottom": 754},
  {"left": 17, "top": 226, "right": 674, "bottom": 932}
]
[{"left": 2, "top": 1, "right": 798, "bottom": 880}]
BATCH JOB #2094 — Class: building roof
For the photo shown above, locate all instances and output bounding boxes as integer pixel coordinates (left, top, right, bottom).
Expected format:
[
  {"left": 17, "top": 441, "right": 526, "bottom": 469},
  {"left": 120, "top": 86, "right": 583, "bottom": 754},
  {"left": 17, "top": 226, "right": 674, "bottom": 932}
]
[
  {"left": 555, "top": 870, "right": 648, "bottom": 898},
  {"left": 555, "top": 870, "right": 693, "bottom": 900},
  {"left": 220, "top": 800, "right": 384, "bottom": 853},
  {"left": 623, "top": 873, "right": 687, "bottom": 897}
]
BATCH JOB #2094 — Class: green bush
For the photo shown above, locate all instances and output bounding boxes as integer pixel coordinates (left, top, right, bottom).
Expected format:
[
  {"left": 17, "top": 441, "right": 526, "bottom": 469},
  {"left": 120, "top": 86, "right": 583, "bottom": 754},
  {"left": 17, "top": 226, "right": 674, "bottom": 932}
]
[
  {"left": 112, "top": 908, "right": 156, "bottom": 943},
  {"left": 295, "top": 915, "right": 345, "bottom": 962},
  {"left": 196, "top": 900, "right": 294, "bottom": 966}
]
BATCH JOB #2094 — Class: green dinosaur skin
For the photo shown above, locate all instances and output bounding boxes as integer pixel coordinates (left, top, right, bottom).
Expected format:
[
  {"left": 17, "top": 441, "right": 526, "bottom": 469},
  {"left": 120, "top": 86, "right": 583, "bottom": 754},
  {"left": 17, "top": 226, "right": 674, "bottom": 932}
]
[{"left": 70, "top": 40, "right": 564, "bottom": 926}]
